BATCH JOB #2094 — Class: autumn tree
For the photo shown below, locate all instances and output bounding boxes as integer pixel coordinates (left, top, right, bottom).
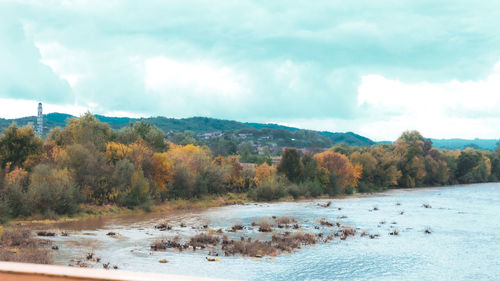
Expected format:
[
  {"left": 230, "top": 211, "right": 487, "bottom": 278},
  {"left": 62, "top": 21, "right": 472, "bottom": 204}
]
[
  {"left": 395, "top": 131, "right": 427, "bottom": 187},
  {"left": 255, "top": 162, "right": 274, "bottom": 185},
  {"left": 314, "top": 150, "right": 361, "bottom": 194},
  {"left": 0, "top": 123, "right": 43, "bottom": 170},
  {"left": 64, "top": 113, "right": 112, "bottom": 151},
  {"left": 150, "top": 152, "right": 174, "bottom": 200}
]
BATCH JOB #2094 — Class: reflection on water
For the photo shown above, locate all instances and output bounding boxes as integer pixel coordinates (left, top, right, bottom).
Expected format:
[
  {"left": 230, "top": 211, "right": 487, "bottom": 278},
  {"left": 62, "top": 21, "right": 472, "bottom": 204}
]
[{"left": 38, "top": 183, "right": 500, "bottom": 280}]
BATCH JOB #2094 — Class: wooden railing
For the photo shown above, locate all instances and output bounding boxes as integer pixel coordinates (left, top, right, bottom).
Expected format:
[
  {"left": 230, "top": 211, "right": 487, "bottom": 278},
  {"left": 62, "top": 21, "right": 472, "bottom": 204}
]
[{"left": 0, "top": 262, "right": 228, "bottom": 281}]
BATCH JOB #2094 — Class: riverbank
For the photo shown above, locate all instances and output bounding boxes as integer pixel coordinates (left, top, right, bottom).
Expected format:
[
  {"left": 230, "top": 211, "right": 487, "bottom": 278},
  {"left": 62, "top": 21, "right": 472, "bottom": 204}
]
[{"left": 6, "top": 184, "right": 462, "bottom": 227}]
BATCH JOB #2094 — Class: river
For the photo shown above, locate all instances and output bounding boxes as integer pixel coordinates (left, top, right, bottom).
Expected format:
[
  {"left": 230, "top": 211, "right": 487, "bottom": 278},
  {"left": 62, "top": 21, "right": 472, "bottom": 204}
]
[{"left": 36, "top": 183, "right": 500, "bottom": 280}]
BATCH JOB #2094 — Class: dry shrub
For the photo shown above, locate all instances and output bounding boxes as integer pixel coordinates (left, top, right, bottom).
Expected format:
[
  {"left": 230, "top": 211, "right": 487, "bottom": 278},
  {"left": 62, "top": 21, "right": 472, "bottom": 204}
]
[
  {"left": 0, "top": 228, "right": 52, "bottom": 264},
  {"left": 257, "top": 221, "right": 272, "bottom": 232},
  {"left": 272, "top": 233, "right": 317, "bottom": 252},
  {"left": 319, "top": 219, "right": 334, "bottom": 227},
  {"left": 275, "top": 217, "right": 296, "bottom": 225},
  {"left": 222, "top": 240, "right": 277, "bottom": 257},
  {"left": 231, "top": 224, "right": 244, "bottom": 231},
  {"left": 189, "top": 233, "right": 220, "bottom": 247},
  {"left": 151, "top": 236, "right": 184, "bottom": 251}
]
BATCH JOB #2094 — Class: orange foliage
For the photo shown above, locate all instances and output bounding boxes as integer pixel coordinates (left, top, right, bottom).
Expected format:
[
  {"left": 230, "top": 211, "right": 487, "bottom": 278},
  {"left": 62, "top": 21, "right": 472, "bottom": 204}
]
[
  {"left": 255, "top": 162, "right": 274, "bottom": 184},
  {"left": 314, "top": 151, "right": 361, "bottom": 188},
  {"left": 5, "top": 167, "right": 28, "bottom": 186}
]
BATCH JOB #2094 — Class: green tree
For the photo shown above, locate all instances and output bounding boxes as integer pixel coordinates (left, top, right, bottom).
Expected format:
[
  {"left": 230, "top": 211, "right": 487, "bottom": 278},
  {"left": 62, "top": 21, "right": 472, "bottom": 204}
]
[
  {"left": 277, "top": 148, "right": 303, "bottom": 183},
  {"left": 133, "top": 121, "right": 168, "bottom": 152},
  {"left": 65, "top": 113, "right": 112, "bottom": 151},
  {"left": 27, "top": 164, "right": 79, "bottom": 215},
  {"left": 456, "top": 148, "right": 482, "bottom": 182}
]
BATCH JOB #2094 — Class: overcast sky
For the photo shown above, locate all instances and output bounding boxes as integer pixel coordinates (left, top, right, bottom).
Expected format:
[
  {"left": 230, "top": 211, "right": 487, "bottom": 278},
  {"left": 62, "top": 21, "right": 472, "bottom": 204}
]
[{"left": 1, "top": 0, "right": 500, "bottom": 141}]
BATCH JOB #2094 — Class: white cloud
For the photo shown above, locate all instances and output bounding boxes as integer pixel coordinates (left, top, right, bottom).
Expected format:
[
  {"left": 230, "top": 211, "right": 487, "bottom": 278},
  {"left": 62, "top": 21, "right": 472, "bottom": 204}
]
[
  {"left": 144, "top": 57, "right": 249, "bottom": 101},
  {"left": 35, "top": 42, "right": 90, "bottom": 87},
  {"left": 358, "top": 62, "right": 500, "bottom": 116},
  {"left": 272, "top": 61, "right": 500, "bottom": 141},
  {"left": 0, "top": 98, "right": 87, "bottom": 119}
]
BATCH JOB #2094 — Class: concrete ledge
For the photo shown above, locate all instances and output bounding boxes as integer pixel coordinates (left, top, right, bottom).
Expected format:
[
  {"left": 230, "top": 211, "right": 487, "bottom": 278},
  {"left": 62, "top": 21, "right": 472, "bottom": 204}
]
[{"left": 0, "top": 262, "right": 228, "bottom": 281}]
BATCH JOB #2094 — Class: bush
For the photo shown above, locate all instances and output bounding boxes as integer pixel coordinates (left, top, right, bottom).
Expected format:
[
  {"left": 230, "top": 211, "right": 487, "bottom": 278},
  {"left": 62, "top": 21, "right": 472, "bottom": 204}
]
[
  {"left": 345, "top": 186, "right": 355, "bottom": 195},
  {"left": 122, "top": 170, "right": 150, "bottom": 208},
  {"left": 249, "top": 177, "right": 287, "bottom": 201},
  {"left": 27, "top": 165, "right": 79, "bottom": 216},
  {"left": 287, "top": 184, "right": 301, "bottom": 199},
  {"left": 305, "top": 181, "right": 323, "bottom": 197},
  {"left": 2, "top": 181, "right": 28, "bottom": 217}
]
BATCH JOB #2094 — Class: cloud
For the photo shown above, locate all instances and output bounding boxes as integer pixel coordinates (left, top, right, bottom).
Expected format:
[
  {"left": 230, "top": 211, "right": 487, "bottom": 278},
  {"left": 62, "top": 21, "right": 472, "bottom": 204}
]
[
  {"left": 2, "top": 0, "right": 500, "bottom": 139},
  {"left": 282, "top": 61, "right": 500, "bottom": 140},
  {"left": 0, "top": 3, "right": 71, "bottom": 103},
  {"left": 144, "top": 56, "right": 251, "bottom": 116}
]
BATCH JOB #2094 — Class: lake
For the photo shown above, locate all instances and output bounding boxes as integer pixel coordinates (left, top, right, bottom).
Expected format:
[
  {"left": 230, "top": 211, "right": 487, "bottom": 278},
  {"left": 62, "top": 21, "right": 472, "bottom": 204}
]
[{"left": 38, "top": 183, "right": 500, "bottom": 280}]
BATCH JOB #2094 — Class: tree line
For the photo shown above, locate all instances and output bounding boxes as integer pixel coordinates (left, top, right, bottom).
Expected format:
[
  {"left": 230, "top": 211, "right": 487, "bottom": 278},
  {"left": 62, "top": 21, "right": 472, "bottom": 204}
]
[{"left": 0, "top": 113, "right": 498, "bottom": 221}]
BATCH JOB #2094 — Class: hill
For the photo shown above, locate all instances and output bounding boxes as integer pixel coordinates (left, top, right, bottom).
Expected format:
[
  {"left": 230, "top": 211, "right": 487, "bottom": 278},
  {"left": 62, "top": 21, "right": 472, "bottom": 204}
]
[
  {"left": 0, "top": 113, "right": 375, "bottom": 148},
  {"left": 430, "top": 138, "right": 499, "bottom": 151}
]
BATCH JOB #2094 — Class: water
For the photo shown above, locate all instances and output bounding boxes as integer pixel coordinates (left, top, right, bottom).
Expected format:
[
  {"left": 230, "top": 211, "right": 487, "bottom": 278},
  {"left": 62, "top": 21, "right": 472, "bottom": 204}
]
[{"left": 38, "top": 183, "right": 500, "bottom": 280}]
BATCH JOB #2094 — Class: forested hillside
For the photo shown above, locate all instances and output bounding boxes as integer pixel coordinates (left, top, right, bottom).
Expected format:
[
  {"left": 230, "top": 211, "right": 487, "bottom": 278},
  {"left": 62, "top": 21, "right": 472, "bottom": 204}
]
[{"left": 0, "top": 113, "right": 374, "bottom": 148}]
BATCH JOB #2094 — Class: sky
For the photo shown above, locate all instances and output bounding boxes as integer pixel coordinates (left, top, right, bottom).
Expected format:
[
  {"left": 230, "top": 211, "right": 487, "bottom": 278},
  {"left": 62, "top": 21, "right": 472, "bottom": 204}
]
[{"left": 1, "top": 0, "right": 500, "bottom": 141}]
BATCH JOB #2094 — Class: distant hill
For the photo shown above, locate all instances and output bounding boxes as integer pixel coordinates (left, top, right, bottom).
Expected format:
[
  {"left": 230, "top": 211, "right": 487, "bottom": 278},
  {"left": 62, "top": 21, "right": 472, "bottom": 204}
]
[
  {"left": 0, "top": 113, "right": 374, "bottom": 148},
  {"left": 430, "top": 138, "right": 499, "bottom": 151},
  {"left": 2, "top": 113, "right": 499, "bottom": 150}
]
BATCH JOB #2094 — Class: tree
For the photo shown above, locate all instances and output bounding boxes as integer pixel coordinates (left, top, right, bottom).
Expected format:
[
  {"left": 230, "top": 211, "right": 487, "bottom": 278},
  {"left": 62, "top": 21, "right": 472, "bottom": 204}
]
[
  {"left": 63, "top": 144, "right": 111, "bottom": 203},
  {"left": 132, "top": 121, "right": 168, "bottom": 152},
  {"left": 254, "top": 162, "right": 274, "bottom": 185},
  {"left": 150, "top": 152, "right": 174, "bottom": 199},
  {"left": 456, "top": 148, "right": 482, "bottom": 182},
  {"left": 65, "top": 113, "right": 112, "bottom": 151},
  {"left": 301, "top": 154, "right": 319, "bottom": 182},
  {"left": 395, "top": 131, "right": 426, "bottom": 187},
  {"left": 122, "top": 169, "right": 150, "bottom": 208},
  {"left": 27, "top": 164, "right": 79, "bottom": 215},
  {"left": 277, "top": 148, "right": 303, "bottom": 183},
  {"left": 0, "top": 123, "right": 43, "bottom": 169},
  {"left": 314, "top": 150, "right": 361, "bottom": 193},
  {"left": 209, "top": 137, "right": 237, "bottom": 157}
]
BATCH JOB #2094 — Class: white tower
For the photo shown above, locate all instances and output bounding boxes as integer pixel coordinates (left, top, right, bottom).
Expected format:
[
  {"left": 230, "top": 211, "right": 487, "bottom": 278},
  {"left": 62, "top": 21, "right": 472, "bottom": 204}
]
[{"left": 36, "top": 102, "right": 43, "bottom": 136}]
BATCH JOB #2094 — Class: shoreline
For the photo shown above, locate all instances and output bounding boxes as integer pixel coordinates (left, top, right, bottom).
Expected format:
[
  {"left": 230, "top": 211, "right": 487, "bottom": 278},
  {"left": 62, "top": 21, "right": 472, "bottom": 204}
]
[{"left": 8, "top": 182, "right": 496, "bottom": 228}]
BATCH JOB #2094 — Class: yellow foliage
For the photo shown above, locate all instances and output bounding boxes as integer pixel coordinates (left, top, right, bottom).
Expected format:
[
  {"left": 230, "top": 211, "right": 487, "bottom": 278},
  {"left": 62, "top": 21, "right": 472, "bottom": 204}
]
[
  {"left": 151, "top": 152, "right": 174, "bottom": 192},
  {"left": 255, "top": 162, "right": 274, "bottom": 185},
  {"left": 167, "top": 143, "right": 211, "bottom": 171},
  {"left": 352, "top": 164, "right": 363, "bottom": 187},
  {"left": 127, "top": 141, "right": 153, "bottom": 168},
  {"left": 106, "top": 142, "right": 131, "bottom": 164},
  {"left": 5, "top": 167, "right": 28, "bottom": 185}
]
